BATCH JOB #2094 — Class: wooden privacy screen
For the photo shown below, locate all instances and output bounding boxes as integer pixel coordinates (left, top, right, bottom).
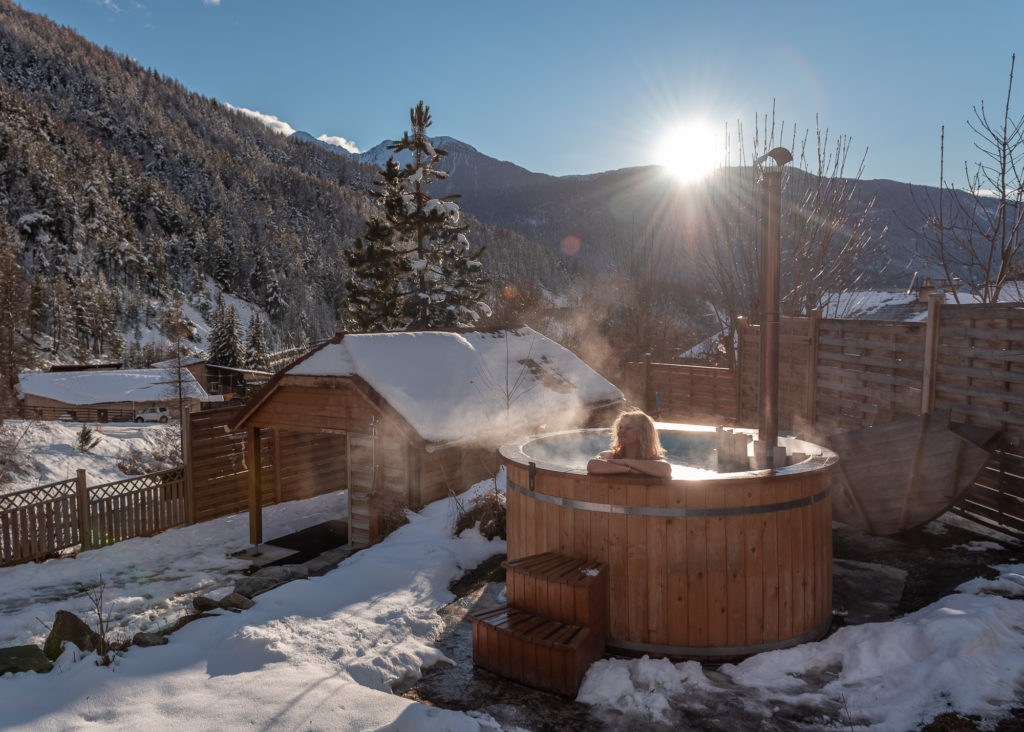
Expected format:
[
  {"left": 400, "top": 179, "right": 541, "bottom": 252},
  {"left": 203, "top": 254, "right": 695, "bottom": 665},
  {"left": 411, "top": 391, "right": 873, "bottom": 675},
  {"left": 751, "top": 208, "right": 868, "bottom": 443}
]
[{"left": 627, "top": 303, "right": 1024, "bottom": 540}]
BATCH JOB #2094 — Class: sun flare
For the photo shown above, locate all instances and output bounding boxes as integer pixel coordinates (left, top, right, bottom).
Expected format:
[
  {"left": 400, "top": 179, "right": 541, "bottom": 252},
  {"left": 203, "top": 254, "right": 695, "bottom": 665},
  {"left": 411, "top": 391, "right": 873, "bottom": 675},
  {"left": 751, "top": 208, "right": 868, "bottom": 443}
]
[{"left": 655, "top": 120, "right": 722, "bottom": 183}]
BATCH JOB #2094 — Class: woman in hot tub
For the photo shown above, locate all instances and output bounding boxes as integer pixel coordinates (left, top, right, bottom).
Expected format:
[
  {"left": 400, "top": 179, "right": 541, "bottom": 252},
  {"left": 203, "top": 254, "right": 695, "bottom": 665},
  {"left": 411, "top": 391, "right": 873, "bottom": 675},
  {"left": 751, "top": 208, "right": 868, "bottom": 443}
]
[{"left": 587, "top": 409, "right": 672, "bottom": 478}]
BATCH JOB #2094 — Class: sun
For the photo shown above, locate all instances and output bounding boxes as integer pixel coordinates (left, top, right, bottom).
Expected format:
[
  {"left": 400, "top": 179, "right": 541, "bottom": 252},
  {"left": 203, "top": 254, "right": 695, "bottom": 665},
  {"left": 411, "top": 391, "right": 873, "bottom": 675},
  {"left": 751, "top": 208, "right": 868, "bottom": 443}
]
[{"left": 655, "top": 120, "right": 723, "bottom": 183}]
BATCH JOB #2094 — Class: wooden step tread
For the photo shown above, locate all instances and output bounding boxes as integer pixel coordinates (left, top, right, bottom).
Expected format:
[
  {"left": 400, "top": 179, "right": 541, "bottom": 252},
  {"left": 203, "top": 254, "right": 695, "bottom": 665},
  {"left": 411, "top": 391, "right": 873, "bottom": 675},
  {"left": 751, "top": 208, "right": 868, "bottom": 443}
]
[
  {"left": 469, "top": 605, "right": 589, "bottom": 650},
  {"left": 502, "top": 551, "right": 605, "bottom": 586}
]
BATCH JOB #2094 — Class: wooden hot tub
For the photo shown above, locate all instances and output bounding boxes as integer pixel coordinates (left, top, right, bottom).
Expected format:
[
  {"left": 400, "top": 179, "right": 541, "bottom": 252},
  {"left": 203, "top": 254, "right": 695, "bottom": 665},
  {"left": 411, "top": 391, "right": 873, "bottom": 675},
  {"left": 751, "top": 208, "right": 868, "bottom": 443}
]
[{"left": 500, "top": 425, "right": 838, "bottom": 660}]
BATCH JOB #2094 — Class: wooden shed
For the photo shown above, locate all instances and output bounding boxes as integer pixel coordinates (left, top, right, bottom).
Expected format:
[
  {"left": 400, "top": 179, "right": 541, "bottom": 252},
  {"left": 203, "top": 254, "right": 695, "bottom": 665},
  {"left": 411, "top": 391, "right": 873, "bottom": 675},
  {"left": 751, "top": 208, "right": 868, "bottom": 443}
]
[{"left": 231, "top": 326, "right": 624, "bottom": 548}]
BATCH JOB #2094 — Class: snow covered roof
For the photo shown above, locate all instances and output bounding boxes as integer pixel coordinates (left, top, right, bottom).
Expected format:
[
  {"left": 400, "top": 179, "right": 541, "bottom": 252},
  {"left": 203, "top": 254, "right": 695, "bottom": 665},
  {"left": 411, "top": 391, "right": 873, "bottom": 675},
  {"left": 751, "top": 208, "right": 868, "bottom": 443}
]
[
  {"left": 151, "top": 356, "right": 206, "bottom": 369},
  {"left": 269, "top": 327, "right": 624, "bottom": 444},
  {"left": 18, "top": 368, "right": 208, "bottom": 405}
]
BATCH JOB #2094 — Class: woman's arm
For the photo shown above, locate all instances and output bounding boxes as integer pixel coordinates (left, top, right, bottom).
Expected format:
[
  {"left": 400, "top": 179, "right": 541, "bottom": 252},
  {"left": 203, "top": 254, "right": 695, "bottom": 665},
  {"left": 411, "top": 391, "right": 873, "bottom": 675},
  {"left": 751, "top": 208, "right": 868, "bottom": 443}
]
[
  {"left": 587, "top": 451, "right": 630, "bottom": 474},
  {"left": 613, "top": 457, "right": 672, "bottom": 478},
  {"left": 587, "top": 454, "right": 672, "bottom": 478}
]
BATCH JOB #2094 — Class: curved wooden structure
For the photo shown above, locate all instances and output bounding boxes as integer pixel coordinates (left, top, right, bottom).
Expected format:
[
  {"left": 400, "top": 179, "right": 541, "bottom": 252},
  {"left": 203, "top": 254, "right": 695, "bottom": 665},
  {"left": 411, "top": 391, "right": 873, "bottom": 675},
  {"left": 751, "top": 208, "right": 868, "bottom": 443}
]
[
  {"left": 501, "top": 428, "right": 838, "bottom": 660},
  {"left": 828, "top": 411, "right": 997, "bottom": 536}
]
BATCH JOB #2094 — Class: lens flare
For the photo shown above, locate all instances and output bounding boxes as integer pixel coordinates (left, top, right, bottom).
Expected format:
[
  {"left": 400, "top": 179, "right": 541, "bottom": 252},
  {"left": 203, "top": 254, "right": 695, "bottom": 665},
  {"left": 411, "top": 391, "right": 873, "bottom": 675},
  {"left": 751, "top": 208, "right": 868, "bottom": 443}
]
[
  {"left": 560, "top": 235, "right": 582, "bottom": 256},
  {"left": 655, "top": 119, "right": 722, "bottom": 184}
]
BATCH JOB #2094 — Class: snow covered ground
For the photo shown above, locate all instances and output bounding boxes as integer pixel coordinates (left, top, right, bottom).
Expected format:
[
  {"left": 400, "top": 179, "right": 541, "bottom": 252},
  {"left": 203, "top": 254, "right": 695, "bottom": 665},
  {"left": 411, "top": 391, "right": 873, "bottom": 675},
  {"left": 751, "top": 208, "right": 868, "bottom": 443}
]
[
  {"left": 2, "top": 423, "right": 1024, "bottom": 730},
  {"left": 0, "top": 420, "right": 181, "bottom": 495}
]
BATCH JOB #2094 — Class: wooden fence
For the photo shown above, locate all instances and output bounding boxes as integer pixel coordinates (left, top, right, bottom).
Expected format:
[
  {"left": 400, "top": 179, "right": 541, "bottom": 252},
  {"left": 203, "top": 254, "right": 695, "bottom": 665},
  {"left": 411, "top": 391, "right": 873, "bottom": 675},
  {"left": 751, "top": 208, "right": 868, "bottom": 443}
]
[
  {"left": 185, "top": 406, "right": 346, "bottom": 525},
  {"left": 625, "top": 302, "right": 1024, "bottom": 539},
  {"left": 1, "top": 405, "right": 347, "bottom": 567},
  {"left": 17, "top": 405, "right": 138, "bottom": 423},
  {"left": 0, "top": 467, "right": 187, "bottom": 566}
]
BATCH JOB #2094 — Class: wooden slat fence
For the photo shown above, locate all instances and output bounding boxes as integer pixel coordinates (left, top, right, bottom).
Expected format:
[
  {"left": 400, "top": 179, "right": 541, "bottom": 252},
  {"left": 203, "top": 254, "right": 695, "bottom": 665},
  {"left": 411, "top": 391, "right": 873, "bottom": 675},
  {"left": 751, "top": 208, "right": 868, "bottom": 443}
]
[
  {"left": 625, "top": 302, "right": 1024, "bottom": 540},
  {"left": 17, "top": 405, "right": 138, "bottom": 423},
  {"left": 1, "top": 467, "right": 186, "bottom": 566},
  {"left": 2, "top": 406, "right": 349, "bottom": 567},
  {"left": 186, "top": 406, "right": 254, "bottom": 523},
  {"left": 84, "top": 468, "right": 188, "bottom": 549},
  {"left": 0, "top": 477, "right": 79, "bottom": 565},
  {"left": 187, "top": 406, "right": 347, "bottom": 524}
]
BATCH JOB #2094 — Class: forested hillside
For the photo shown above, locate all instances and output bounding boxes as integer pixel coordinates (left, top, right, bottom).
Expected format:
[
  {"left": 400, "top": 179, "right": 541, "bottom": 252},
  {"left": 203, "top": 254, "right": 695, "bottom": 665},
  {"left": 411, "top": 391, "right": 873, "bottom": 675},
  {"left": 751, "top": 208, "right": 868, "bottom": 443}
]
[{"left": 0, "top": 0, "right": 566, "bottom": 383}]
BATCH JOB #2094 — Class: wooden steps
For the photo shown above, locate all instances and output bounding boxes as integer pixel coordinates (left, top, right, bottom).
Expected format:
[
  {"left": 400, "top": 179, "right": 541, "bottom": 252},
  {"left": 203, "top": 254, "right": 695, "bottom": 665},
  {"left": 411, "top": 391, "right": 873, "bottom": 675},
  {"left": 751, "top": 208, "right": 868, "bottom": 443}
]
[{"left": 469, "top": 552, "right": 607, "bottom": 696}]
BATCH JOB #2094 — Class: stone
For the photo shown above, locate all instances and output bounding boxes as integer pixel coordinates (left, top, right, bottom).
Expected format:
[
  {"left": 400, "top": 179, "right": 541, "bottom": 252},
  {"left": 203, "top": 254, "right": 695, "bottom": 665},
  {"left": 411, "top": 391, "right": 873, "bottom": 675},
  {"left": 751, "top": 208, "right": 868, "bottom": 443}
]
[
  {"left": 43, "top": 610, "right": 101, "bottom": 661},
  {"left": 219, "top": 592, "right": 255, "bottom": 611},
  {"left": 192, "top": 595, "right": 221, "bottom": 612},
  {"left": 132, "top": 632, "right": 168, "bottom": 647},
  {"left": 0, "top": 645, "right": 53, "bottom": 675},
  {"left": 234, "top": 565, "right": 308, "bottom": 598}
]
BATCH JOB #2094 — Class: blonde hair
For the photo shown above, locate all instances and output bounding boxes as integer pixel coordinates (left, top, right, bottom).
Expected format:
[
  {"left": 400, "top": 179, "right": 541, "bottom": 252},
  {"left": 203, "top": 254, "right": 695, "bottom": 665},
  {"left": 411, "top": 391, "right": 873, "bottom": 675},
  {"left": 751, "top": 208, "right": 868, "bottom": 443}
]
[{"left": 610, "top": 409, "right": 665, "bottom": 460}]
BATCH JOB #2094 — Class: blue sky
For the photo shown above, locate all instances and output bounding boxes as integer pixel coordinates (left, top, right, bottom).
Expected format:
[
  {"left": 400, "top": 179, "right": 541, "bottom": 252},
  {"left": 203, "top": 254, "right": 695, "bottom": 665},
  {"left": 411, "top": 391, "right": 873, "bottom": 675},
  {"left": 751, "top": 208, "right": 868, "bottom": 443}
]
[{"left": 13, "top": 0, "right": 1024, "bottom": 187}]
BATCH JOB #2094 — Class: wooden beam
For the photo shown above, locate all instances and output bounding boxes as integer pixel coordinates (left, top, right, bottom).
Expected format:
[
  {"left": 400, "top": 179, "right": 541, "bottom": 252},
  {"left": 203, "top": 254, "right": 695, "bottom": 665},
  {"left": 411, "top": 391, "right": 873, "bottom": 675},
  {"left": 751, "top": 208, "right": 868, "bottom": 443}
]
[
  {"left": 247, "top": 426, "right": 263, "bottom": 548},
  {"left": 920, "top": 294, "right": 943, "bottom": 414}
]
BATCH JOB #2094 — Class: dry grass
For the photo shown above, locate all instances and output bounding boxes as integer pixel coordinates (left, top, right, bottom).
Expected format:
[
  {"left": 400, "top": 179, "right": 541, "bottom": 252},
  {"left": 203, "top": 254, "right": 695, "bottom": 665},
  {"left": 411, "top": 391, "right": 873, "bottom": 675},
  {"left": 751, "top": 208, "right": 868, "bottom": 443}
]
[{"left": 453, "top": 483, "right": 506, "bottom": 540}]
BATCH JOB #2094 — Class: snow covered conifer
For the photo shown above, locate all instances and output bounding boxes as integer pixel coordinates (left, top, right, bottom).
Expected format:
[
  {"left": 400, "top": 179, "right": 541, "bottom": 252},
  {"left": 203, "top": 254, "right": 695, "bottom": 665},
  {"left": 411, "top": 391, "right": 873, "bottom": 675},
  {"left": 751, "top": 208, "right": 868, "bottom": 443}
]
[
  {"left": 244, "top": 312, "right": 271, "bottom": 371},
  {"left": 208, "top": 300, "right": 243, "bottom": 368},
  {"left": 343, "top": 101, "right": 488, "bottom": 331}
]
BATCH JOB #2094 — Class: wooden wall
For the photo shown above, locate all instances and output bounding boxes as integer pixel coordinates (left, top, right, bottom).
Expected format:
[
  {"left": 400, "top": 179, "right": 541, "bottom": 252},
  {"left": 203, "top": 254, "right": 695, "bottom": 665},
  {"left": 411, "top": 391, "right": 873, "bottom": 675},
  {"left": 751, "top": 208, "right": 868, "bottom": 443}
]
[{"left": 186, "top": 405, "right": 350, "bottom": 525}]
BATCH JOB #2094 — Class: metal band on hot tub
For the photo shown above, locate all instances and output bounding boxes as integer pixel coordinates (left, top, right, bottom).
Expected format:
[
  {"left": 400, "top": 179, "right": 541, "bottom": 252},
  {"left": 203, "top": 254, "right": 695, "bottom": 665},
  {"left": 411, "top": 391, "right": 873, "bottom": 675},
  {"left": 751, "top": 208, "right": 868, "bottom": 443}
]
[
  {"left": 606, "top": 615, "right": 834, "bottom": 659},
  {"left": 507, "top": 479, "right": 830, "bottom": 517}
]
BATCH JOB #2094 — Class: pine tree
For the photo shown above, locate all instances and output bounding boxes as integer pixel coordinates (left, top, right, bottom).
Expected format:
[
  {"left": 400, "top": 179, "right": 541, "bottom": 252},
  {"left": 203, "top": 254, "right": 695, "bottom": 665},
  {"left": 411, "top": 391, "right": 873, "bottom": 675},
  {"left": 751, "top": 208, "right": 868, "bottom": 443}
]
[
  {"left": 344, "top": 101, "right": 488, "bottom": 331},
  {"left": 344, "top": 213, "right": 410, "bottom": 331},
  {"left": 264, "top": 270, "right": 287, "bottom": 320},
  {"left": 208, "top": 301, "right": 243, "bottom": 368},
  {"left": 244, "top": 312, "right": 271, "bottom": 371},
  {"left": 0, "top": 238, "right": 34, "bottom": 416}
]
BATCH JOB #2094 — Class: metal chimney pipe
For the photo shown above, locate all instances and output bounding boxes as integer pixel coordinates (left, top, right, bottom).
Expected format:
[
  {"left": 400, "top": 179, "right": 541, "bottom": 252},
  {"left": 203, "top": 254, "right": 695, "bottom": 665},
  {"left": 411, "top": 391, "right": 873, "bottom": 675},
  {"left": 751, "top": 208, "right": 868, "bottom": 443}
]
[{"left": 756, "top": 148, "right": 790, "bottom": 469}]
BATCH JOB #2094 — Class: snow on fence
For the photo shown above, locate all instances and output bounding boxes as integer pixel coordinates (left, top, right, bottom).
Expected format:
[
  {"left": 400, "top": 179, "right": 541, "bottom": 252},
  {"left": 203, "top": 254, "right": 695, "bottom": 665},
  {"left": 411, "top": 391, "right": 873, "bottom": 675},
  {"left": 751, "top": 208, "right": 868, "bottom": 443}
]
[{"left": 0, "top": 467, "right": 187, "bottom": 566}]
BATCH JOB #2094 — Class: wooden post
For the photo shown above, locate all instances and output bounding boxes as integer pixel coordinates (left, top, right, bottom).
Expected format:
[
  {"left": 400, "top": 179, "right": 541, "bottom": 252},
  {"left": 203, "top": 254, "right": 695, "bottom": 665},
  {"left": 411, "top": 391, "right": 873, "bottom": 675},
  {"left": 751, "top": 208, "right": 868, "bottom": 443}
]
[
  {"left": 734, "top": 317, "right": 746, "bottom": 424},
  {"left": 642, "top": 353, "right": 652, "bottom": 414},
  {"left": 805, "top": 310, "right": 821, "bottom": 427},
  {"left": 76, "top": 469, "right": 90, "bottom": 551},
  {"left": 181, "top": 405, "right": 195, "bottom": 524},
  {"left": 247, "top": 426, "right": 263, "bottom": 548},
  {"left": 920, "top": 294, "right": 943, "bottom": 414},
  {"left": 272, "top": 428, "right": 282, "bottom": 504}
]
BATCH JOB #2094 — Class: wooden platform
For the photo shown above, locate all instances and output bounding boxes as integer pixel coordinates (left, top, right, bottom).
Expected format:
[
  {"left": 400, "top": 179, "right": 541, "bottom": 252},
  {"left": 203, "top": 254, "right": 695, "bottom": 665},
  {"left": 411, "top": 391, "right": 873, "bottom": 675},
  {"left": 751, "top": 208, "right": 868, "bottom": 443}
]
[{"left": 469, "top": 552, "right": 607, "bottom": 696}]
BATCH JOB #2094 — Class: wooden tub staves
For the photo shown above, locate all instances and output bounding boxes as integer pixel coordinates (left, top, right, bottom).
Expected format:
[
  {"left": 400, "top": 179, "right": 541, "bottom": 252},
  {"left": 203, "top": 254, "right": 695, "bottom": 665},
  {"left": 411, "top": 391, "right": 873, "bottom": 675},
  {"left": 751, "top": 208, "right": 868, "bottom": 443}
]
[{"left": 500, "top": 427, "right": 838, "bottom": 661}]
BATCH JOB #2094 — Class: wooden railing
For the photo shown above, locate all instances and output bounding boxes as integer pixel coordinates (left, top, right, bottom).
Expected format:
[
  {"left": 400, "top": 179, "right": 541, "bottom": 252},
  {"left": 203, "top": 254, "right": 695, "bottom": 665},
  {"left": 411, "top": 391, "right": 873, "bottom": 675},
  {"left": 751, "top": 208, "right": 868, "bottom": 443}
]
[{"left": 0, "top": 467, "right": 187, "bottom": 566}]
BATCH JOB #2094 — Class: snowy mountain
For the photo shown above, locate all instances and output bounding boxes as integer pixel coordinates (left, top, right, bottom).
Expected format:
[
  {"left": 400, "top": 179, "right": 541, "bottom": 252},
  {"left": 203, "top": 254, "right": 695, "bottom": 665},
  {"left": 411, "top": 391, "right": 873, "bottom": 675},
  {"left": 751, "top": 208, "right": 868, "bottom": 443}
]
[{"left": 305, "top": 128, "right": 963, "bottom": 286}]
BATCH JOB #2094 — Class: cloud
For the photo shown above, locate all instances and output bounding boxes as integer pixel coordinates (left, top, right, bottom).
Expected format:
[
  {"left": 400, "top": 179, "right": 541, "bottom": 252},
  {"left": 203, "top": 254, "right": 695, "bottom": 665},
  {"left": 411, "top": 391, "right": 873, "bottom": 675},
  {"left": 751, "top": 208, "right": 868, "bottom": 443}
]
[
  {"left": 223, "top": 104, "right": 296, "bottom": 137},
  {"left": 317, "top": 134, "right": 360, "bottom": 154},
  {"left": 202, "top": 0, "right": 221, "bottom": 5},
  {"left": 222, "top": 104, "right": 359, "bottom": 153}
]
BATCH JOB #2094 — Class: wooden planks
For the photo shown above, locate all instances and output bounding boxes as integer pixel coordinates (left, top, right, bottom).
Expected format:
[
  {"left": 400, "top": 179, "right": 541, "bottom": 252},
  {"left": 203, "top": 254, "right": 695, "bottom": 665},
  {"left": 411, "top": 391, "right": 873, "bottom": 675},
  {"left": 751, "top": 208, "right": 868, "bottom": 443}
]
[
  {"left": 469, "top": 606, "right": 593, "bottom": 696},
  {"left": 828, "top": 412, "right": 994, "bottom": 535},
  {"left": 504, "top": 459, "right": 834, "bottom": 659},
  {"left": 471, "top": 551, "right": 607, "bottom": 696},
  {"left": 647, "top": 363, "right": 738, "bottom": 425}
]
